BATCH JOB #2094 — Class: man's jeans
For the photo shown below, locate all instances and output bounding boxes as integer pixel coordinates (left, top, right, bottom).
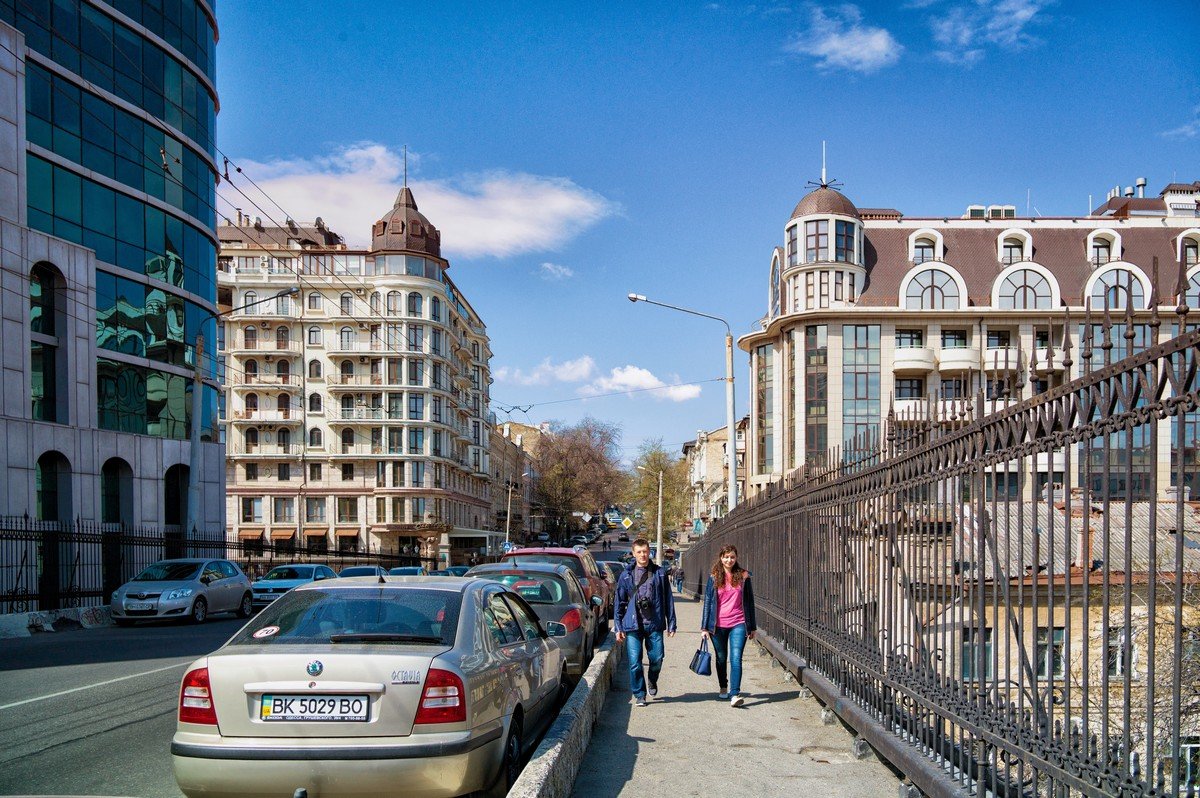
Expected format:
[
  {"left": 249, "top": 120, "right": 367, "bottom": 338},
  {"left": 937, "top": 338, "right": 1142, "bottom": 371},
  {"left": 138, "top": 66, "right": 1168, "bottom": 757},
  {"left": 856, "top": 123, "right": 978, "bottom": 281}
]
[
  {"left": 713, "top": 623, "right": 748, "bottom": 696},
  {"left": 624, "top": 629, "right": 664, "bottom": 699}
]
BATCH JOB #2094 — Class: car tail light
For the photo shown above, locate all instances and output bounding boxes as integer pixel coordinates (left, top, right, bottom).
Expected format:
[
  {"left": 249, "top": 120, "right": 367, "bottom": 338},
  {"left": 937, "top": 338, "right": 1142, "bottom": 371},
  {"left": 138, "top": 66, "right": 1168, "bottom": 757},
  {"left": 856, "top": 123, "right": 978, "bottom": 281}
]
[
  {"left": 560, "top": 608, "right": 582, "bottom": 632},
  {"left": 414, "top": 668, "right": 466, "bottom": 724},
  {"left": 179, "top": 667, "right": 218, "bottom": 725}
]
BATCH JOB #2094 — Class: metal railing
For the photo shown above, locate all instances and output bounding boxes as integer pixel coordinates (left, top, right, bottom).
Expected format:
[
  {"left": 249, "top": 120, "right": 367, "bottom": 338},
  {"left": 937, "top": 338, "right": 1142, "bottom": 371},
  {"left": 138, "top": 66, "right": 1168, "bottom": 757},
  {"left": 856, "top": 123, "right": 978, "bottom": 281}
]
[
  {"left": 0, "top": 517, "right": 429, "bottom": 613},
  {"left": 692, "top": 293, "right": 1200, "bottom": 795}
]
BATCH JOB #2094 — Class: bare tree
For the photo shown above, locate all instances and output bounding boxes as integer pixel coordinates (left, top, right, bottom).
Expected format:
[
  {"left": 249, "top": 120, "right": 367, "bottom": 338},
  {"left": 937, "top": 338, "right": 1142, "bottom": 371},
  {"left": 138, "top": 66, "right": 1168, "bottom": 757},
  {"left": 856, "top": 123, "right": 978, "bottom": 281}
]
[
  {"left": 627, "top": 439, "right": 689, "bottom": 543},
  {"left": 533, "top": 418, "right": 624, "bottom": 536}
]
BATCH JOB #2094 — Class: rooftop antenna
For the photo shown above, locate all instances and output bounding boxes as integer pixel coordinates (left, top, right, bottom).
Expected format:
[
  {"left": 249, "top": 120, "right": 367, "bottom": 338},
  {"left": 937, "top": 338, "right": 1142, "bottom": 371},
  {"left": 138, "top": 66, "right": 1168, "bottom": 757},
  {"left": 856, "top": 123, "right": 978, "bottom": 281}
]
[
  {"left": 1026, "top": 188, "right": 1031, "bottom": 216},
  {"left": 806, "top": 140, "right": 843, "bottom": 191},
  {"left": 403, "top": 145, "right": 408, "bottom": 188}
]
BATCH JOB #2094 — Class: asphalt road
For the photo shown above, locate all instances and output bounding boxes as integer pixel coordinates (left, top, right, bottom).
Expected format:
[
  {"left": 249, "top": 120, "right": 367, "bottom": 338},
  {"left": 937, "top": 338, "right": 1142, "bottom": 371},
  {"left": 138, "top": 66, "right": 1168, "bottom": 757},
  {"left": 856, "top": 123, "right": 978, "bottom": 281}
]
[{"left": 0, "top": 616, "right": 244, "bottom": 798}]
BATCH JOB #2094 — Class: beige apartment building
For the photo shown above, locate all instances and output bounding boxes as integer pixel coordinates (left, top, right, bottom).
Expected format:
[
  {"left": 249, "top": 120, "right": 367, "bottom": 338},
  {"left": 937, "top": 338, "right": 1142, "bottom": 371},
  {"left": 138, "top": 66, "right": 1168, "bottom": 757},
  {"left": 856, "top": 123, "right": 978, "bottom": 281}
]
[
  {"left": 216, "top": 188, "right": 497, "bottom": 567},
  {"left": 681, "top": 417, "right": 747, "bottom": 538},
  {"left": 740, "top": 178, "right": 1200, "bottom": 501}
]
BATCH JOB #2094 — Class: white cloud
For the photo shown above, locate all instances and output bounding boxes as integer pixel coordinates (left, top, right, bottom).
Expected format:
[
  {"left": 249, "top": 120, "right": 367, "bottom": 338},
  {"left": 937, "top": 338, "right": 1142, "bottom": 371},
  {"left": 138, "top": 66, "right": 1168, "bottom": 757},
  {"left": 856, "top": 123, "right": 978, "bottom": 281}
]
[
  {"left": 1163, "top": 106, "right": 1200, "bottom": 140},
  {"left": 927, "top": 0, "right": 1052, "bottom": 64},
  {"left": 538, "top": 262, "right": 574, "bottom": 280},
  {"left": 220, "top": 143, "right": 615, "bottom": 257},
  {"left": 494, "top": 356, "right": 596, "bottom": 386},
  {"left": 582, "top": 365, "right": 703, "bottom": 403},
  {"left": 784, "top": 5, "right": 903, "bottom": 73}
]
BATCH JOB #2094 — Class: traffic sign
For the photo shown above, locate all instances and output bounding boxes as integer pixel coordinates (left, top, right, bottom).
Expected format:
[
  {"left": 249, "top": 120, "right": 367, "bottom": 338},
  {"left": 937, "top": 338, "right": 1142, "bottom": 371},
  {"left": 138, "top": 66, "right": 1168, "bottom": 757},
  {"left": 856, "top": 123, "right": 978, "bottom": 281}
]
[
  {"left": 622, "top": 516, "right": 633, "bottom": 529},
  {"left": 581, "top": 513, "right": 592, "bottom": 523}
]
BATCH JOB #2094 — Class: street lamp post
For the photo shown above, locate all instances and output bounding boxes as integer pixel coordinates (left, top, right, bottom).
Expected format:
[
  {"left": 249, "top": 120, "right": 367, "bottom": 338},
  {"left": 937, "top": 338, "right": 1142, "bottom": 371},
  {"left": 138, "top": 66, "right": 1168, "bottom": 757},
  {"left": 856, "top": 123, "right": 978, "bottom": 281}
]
[
  {"left": 637, "top": 465, "right": 664, "bottom": 563},
  {"left": 628, "top": 293, "right": 738, "bottom": 513},
  {"left": 185, "top": 287, "right": 299, "bottom": 540},
  {"left": 504, "top": 470, "right": 531, "bottom": 547}
]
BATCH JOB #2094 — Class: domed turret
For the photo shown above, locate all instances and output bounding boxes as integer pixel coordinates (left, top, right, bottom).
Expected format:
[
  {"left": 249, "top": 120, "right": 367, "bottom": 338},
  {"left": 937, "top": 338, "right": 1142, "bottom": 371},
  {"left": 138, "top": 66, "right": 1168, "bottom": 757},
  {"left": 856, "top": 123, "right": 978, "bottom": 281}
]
[
  {"left": 791, "top": 186, "right": 860, "bottom": 221},
  {"left": 372, "top": 187, "right": 442, "bottom": 258}
]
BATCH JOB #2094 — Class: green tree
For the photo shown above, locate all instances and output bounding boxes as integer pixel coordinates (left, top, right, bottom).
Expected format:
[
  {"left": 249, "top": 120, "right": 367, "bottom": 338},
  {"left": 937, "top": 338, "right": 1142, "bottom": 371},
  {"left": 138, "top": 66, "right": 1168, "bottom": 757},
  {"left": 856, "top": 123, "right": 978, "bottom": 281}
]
[{"left": 627, "top": 439, "right": 689, "bottom": 545}]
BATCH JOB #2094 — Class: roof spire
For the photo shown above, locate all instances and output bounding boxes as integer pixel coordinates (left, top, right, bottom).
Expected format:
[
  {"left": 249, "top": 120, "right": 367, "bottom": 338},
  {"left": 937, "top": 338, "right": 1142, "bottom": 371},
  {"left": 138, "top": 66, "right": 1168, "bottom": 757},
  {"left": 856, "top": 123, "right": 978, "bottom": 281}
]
[
  {"left": 806, "top": 140, "right": 842, "bottom": 191},
  {"left": 403, "top": 144, "right": 408, "bottom": 188},
  {"left": 821, "top": 140, "right": 826, "bottom": 186}
]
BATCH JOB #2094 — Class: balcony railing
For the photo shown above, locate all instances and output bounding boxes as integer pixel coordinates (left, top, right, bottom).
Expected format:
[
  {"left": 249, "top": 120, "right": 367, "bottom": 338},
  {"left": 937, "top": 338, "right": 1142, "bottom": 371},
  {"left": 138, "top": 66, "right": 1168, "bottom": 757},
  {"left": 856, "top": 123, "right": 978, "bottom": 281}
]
[
  {"left": 937, "top": 346, "right": 980, "bottom": 372},
  {"left": 231, "top": 410, "right": 302, "bottom": 423},
  {"left": 231, "top": 443, "right": 299, "bottom": 455},
  {"left": 892, "top": 346, "right": 935, "bottom": 373},
  {"left": 231, "top": 373, "right": 301, "bottom": 388}
]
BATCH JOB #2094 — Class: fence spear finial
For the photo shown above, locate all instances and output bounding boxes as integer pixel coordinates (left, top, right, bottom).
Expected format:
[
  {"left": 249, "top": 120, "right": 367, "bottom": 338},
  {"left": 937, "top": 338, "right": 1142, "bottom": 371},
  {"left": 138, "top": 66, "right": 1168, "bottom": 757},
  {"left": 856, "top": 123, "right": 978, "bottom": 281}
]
[{"left": 1061, "top": 309, "right": 1073, "bottom": 369}]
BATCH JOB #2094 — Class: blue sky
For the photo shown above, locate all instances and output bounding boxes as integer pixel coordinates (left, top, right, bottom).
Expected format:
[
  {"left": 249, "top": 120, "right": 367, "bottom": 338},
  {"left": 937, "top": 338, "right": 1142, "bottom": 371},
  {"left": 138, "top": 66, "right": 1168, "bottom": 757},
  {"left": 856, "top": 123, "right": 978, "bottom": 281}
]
[{"left": 214, "top": 1, "right": 1200, "bottom": 461}]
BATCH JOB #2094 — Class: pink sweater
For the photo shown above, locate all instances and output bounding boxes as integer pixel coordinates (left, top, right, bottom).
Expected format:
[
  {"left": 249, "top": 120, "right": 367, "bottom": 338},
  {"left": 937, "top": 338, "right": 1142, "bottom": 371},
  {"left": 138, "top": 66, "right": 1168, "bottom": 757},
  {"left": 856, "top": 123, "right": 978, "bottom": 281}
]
[{"left": 716, "top": 577, "right": 746, "bottom": 628}]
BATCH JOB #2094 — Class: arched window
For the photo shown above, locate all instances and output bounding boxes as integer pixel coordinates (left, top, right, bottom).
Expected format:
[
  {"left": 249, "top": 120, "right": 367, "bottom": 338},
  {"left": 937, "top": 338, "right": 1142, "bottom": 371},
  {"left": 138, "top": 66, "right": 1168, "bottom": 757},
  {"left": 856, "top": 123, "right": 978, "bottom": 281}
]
[
  {"left": 307, "top": 292, "right": 322, "bottom": 312},
  {"left": 309, "top": 427, "right": 323, "bottom": 447},
  {"left": 244, "top": 326, "right": 258, "bottom": 350},
  {"left": 245, "top": 393, "right": 259, "bottom": 413},
  {"left": 341, "top": 428, "right": 355, "bottom": 453},
  {"left": 243, "top": 291, "right": 257, "bottom": 311},
  {"left": 276, "top": 360, "right": 290, "bottom": 378},
  {"left": 101, "top": 457, "right": 133, "bottom": 525},
  {"left": 309, "top": 393, "right": 322, "bottom": 413},
  {"left": 1001, "top": 237, "right": 1025, "bottom": 266},
  {"left": 278, "top": 394, "right": 291, "bottom": 415},
  {"left": 36, "top": 451, "right": 71, "bottom": 521},
  {"left": 387, "top": 291, "right": 401, "bottom": 315},
  {"left": 244, "top": 428, "right": 259, "bottom": 451},
  {"left": 341, "top": 395, "right": 354, "bottom": 416},
  {"left": 408, "top": 293, "right": 423, "bottom": 317},
  {"left": 769, "top": 257, "right": 780, "bottom": 318},
  {"left": 340, "top": 293, "right": 352, "bottom": 315},
  {"left": 431, "top": 297, "right": 442, "bottom": 322},
  {"left": 913, "top": 237, "right": 935, "bottom": 264},
  {"left": 275, "top": 292, "right": 291, "bottom": 315},
  {"left": 339, "top": 326, "right": 354, "bottom": 349},
  {"left": 1090, "top": 268, "right": 1144, "bottom": 310},
  {"left": 1188, "top": 269, "right": 1200, "bottom": 307},
  {"left": 278, "top": 428, "right": 291, "bottom": 449},
  {"left": 905, "top": 269, "right": 961, "bottom": 310},
  {"left": 340, "top": 360, "right": 354, "bottom": 382},
  {"left": 370, "top": 292, "right": 381, "bottom": 313},
  {"left": 308, "top": 359, "right": 322, "bottom": 379},
  {"left": 307, "top": 325, "right": 321, "bottom": 345},
  {"left": 997, "top": 269, "right": 1052, "bottom": 310},
  {"left": 244, "top": 359, "right": 259, "bottom": 382},
  {"left": 276, "top": 326, "right": 289, "bottom": 348}
]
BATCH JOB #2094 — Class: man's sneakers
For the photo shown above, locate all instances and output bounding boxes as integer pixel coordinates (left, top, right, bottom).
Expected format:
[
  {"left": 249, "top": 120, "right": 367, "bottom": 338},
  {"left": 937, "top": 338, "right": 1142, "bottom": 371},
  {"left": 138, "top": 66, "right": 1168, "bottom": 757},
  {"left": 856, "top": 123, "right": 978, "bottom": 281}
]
[
  {"left": 730, "top": 693, "right": 745, "bottom": 708},
  {"left": 635, "top": 696, "right": 648, "bottom": 707},
  {"left": 648, "top": 683, "right": 658, "bottom": 698},
  {"left": 718, "top": 691, "right": 729, "bottom": 700}
]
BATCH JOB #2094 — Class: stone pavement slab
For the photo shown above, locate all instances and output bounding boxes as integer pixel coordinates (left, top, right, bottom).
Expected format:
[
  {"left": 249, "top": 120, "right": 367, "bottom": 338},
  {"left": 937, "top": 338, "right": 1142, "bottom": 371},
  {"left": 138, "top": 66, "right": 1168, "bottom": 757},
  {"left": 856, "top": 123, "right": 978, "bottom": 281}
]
[{"left": 571, "top": 593, "right": 902, "bottom": 797}]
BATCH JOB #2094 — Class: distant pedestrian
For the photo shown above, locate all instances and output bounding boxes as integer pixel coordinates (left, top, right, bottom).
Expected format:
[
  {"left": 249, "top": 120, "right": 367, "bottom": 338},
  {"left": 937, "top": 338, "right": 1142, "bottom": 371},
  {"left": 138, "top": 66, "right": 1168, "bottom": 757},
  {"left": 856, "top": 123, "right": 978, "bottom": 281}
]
[
  {"left": 614, "top": 538, "right": 676, "bottom": 707},
  {"left": 674, "top": 564, "right": 684, "bottom": 593},
  {"left": 700, "top": 544, "right": 757, "bottom": 707}
]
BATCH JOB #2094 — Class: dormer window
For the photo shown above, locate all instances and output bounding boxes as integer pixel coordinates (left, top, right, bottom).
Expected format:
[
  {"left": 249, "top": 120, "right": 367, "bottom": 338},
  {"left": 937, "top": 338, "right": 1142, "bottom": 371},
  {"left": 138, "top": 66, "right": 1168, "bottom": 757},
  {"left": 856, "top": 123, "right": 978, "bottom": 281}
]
[
  {"left": 913, "top": 238, "right": 935, "bottom": 264},
  {"left": 1186, "top": 241, "right": 1198, "bottom": 265},
  {"left": 805, "top": 220, "right": 828, "bottom": 262},
  {"left": 1002, "top": 238, "right": 1024, "bottom": 266}
]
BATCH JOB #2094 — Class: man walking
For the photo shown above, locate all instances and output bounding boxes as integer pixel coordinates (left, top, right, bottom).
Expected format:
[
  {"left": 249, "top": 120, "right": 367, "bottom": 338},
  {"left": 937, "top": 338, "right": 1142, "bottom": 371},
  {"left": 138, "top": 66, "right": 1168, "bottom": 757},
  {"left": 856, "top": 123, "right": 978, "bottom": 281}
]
[{"left": 614, "top": 538, "right": 676, "bottom": 706}]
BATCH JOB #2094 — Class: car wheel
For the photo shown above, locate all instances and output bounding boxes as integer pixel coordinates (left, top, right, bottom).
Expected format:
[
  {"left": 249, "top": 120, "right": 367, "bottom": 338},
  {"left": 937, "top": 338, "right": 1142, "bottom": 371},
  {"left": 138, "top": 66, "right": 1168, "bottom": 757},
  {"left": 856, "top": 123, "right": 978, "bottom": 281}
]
[
  {"left": 484, "top": 716, "right": 523, "bottom": 798},
  {"left": 113, "top": 618, "right": 134, "bottom": 627},
  {"left": 188, "top": 597, "right": 208, "bottom": 624},
  {"left": 236, "top": 592, "right": 253, "bottom": 618}
]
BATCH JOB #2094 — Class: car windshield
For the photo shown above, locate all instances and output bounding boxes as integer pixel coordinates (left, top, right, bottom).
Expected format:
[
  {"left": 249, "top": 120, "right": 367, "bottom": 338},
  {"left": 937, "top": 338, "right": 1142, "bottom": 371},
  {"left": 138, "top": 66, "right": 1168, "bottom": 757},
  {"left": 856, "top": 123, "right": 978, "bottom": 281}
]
[
  {"left": 504, "top": 554, "right": 585, "bottom": 578},
  {"left": 262, "top": 566, "right": 314, "bottom": 581},
  {"left": 229, "top": 587, "right": 461, "bottom": 647},
  {"left": 339, "top": 567, "right": 379, "bottom": 577},
  {"left": 133, "top": 562, "right": 202, "bottom": 582},
  {"left": 389, "top": 567, "right": 423, "bottom": 575}
]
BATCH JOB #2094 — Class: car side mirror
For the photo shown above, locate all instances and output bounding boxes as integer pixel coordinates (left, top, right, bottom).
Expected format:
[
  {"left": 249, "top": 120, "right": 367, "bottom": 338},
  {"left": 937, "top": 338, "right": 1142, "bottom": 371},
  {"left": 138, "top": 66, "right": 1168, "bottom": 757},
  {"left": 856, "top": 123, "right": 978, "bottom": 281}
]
[
  {"left": 314, "top": 574, "right": 326, "bottom": 581},
  {"left": 591, "top": 595, "right": 603, "bottom": 607},
  {"left": 200, "top": 574, "right": 214, "bottom": 585},
  {"left": 544, "top": 622, "right": 567, "bottom": 638}
]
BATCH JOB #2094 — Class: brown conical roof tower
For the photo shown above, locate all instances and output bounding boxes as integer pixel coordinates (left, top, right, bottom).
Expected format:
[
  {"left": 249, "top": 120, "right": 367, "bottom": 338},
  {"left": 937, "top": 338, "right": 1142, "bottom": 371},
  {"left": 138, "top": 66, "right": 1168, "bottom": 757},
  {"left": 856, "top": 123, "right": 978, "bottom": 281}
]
[{"left": 371, "top": 186, "right": 442, "bottom": 258}]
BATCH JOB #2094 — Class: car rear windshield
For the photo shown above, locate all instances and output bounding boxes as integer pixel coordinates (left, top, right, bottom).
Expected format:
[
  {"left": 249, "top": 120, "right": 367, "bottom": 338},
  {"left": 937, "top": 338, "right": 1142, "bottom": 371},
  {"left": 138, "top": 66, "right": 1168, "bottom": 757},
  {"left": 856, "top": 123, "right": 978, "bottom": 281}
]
[
  {"left": 504, "top": 554, "right": 585, "bottom": 578},
  {"left": 229, "top": 587, "right": 461, "bottom": 647},
  {"left": 338, "top": 567, "right": 379, "bottom": 577},
  {"left": 262, "top": 566, "right": 314, "bottom": 581},
  {"left": 484, "top": 574, "right": 572, "bottom": 605},
  {"left": 133, "top": 562, "right": 201, "bottom": 581}
]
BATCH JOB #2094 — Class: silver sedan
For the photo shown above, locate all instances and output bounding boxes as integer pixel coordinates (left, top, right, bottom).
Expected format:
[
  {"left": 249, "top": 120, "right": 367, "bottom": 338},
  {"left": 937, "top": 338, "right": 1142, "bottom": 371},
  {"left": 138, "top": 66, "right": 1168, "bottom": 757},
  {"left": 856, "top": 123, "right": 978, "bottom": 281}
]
[{"left": 171, "top": 576, "right": 568, "bottom": 798}]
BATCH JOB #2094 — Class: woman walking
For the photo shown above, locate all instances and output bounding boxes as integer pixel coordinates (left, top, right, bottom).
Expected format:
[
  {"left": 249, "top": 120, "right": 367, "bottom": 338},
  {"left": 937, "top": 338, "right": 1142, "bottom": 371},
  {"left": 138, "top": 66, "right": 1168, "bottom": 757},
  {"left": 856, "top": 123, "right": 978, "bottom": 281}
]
[{"left": 700, "top": 544, "right": 756, "bottom": 707}]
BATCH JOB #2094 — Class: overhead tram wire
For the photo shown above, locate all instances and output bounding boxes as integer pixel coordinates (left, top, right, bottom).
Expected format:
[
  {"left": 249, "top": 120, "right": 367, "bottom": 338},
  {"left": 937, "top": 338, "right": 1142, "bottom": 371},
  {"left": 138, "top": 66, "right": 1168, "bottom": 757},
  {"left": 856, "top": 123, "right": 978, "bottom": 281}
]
[{"left": 492, "top": 377, "right": 725, "bottom": 411}]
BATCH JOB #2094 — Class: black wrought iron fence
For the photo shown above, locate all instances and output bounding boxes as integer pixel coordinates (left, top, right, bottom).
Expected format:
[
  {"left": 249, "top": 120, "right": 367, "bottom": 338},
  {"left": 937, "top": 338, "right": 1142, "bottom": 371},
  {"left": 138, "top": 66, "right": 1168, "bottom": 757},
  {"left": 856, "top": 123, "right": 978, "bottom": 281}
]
[
  {"left": 693, "top": 298, "right": 1200, "bottom": 796},
  {"left": 0, "top": 517, "right": 430, "bottom": 613}
]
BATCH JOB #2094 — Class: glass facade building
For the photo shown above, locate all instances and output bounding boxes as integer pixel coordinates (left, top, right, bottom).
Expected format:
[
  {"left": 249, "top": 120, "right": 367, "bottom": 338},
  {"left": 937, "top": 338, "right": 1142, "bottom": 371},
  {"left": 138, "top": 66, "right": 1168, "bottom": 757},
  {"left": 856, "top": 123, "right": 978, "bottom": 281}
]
[{"left": 0, "top": 1, "right": 222, "bottom": 529}]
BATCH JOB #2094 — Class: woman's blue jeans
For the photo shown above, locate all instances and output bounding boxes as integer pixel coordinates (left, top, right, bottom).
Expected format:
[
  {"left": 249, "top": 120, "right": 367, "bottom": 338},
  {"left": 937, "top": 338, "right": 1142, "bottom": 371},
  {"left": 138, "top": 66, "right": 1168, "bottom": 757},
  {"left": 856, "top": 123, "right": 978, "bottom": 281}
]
[
  {"left": 624, "top": 630, "right": 664, "bottom": 699},
  {"left": 712, "top": 623, "right": 748, "bottom": 695}
]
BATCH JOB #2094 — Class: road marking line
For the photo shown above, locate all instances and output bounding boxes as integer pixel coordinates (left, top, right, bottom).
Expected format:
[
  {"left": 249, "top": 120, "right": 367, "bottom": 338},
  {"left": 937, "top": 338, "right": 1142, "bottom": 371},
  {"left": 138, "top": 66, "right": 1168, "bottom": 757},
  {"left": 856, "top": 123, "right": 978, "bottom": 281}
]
[{"left": 0, "top": 660, "right": 192, "bottom": 710}]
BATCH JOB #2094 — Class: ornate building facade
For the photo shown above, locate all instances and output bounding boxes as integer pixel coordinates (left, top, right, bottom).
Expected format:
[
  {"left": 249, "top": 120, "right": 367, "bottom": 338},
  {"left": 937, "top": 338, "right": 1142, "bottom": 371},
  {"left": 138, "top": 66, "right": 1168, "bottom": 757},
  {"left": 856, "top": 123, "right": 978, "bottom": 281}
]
[
  {"left": 741, "top": 179, "right": 1200, "bottom": 500},
  {"left": 217, "top": 189, "right": 496, "bottom": 566}
]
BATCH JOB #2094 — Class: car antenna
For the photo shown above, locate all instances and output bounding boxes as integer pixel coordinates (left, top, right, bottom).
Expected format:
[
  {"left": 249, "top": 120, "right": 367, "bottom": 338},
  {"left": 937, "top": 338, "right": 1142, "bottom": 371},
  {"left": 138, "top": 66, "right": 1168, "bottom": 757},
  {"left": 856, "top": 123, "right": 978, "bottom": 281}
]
[{"left": 378, "top": 573, "right": 386, "bottom": 584}]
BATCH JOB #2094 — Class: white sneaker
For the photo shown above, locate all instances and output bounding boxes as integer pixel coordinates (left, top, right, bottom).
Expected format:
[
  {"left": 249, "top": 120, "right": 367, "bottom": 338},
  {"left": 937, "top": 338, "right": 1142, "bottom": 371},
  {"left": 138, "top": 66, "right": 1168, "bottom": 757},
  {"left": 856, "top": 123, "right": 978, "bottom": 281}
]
[{"left": 730, "top": 694, "right": 744, "bottom": 707}]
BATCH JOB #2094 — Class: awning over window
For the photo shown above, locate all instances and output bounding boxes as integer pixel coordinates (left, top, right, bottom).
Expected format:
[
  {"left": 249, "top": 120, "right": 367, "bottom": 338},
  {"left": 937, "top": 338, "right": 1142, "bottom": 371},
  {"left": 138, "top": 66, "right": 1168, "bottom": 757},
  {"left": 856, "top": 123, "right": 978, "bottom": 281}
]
[
  {"left": 238, "top": 529, "right": 264, "bottom": 539},
  {"left": 334, "top": 528, "right": 360, "bottom": 537},
  {"left": 304, "top": 529, "right": 328, "bottom": 538},
  {"left": 270, "top": 529, "right": 295, "bottom": 540}
]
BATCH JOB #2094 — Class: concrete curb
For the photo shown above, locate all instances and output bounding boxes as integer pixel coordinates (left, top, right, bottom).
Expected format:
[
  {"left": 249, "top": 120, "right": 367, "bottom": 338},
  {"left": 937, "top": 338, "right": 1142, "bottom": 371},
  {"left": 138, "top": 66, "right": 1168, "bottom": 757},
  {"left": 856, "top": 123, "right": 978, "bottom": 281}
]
[
  {"left": 509, "top": 634, "right": 616, "bottom": 798},
  {"left": 0, "top": 605, "right": 113, "bottom": 638}
]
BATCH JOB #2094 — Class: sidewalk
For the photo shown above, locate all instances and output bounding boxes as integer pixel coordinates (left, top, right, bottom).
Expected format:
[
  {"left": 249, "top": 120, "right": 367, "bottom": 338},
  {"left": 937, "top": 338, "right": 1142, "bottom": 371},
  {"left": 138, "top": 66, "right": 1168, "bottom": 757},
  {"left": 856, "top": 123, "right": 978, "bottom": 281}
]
[{"left": 571, "top": 593, "right": 902, "bottom": 797}]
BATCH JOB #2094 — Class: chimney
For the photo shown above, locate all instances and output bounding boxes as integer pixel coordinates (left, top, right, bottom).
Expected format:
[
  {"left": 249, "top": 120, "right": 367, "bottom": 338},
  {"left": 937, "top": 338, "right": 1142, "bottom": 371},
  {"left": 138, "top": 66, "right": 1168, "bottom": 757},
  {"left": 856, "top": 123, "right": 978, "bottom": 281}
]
[
  {"left": 235, "top": 208, "right": 243, "bottom": 226},
  {"left": 1124, "top": 186, "right": 1134, "bottom": 198},
  {"left": 1135, "top": 177, "right": 1147, "bottom": 198},
  {"left": 254, "top": 216, "right": 263, "bottom": 229}
]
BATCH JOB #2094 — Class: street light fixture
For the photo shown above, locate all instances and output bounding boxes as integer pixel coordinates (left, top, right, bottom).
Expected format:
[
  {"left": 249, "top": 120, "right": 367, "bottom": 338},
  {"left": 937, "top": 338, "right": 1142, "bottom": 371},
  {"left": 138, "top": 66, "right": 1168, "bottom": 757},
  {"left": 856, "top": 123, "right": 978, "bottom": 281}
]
[
  {"left": 185, "top": 286, "right": 300, "bottom": 540},
  {"left": 636, "top": 464, "right": 664, "bottom": 563},
  {"left": 628, "top": 293, "right": 738, "bottom": 513}
]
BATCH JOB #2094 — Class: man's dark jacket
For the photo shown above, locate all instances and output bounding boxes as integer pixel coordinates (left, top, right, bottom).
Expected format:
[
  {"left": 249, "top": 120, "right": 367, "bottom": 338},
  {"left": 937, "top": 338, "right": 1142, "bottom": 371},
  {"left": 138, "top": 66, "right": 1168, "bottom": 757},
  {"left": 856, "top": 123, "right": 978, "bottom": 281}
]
[{"left": 613, "top": 560, "right": 676, "bottom": 634}]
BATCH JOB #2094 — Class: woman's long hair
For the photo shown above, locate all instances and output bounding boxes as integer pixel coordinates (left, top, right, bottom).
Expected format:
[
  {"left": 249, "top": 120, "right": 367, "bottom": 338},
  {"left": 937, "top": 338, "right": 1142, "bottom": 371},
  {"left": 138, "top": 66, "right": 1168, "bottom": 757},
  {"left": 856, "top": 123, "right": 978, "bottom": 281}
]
[{"left": 710, "top": 544, "right": 746, "bottom": 589}]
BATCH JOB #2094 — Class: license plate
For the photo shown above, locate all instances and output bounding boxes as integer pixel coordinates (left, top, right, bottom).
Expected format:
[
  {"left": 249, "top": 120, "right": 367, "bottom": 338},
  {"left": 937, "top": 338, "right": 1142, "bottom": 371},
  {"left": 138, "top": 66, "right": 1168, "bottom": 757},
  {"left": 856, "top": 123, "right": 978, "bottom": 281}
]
[
  {"left": 126, "top": 602, "right": 153, "bottom": 611},
  {"left": 260, "top": 694, "right": 370, "bottom": 722}
]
